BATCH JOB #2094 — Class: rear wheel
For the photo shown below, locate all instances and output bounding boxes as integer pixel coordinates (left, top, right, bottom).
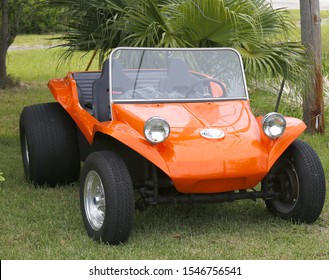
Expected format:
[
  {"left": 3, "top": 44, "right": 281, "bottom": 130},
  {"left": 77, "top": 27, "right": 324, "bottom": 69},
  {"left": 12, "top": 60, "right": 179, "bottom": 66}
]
[
  {"left": 80, "top": 151, "right": 134, "bottom": 244},
  {"left": 262, "top": 139, "right": 326, "bottom": 223},
  {"left": 19, "top": 103, "right": 80, "bottom": 186}
]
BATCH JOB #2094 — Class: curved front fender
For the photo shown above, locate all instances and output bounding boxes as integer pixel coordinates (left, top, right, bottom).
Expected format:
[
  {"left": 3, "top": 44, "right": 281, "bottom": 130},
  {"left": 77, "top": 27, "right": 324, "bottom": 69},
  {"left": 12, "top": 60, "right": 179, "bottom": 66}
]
[
  {"left": 256, "top": 116, "right": 307, "bottom": 170},
  {"left": 93, "top": 122, "right": 170, "bottom": 175}
]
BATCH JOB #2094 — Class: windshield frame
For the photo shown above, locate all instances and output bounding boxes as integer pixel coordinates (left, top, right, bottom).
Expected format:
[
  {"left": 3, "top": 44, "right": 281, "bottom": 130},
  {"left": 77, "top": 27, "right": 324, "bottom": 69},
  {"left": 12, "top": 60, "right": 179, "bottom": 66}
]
[{"left": 108, "top": 47, "right": 249, "bottom": 107}]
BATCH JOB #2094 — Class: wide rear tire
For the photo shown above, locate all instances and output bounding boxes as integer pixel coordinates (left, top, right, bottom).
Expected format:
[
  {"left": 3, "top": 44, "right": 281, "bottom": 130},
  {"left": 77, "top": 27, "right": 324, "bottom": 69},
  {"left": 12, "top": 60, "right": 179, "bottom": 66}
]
[{"left": 19, "top": 103, "right": 80, "bottom": 186}]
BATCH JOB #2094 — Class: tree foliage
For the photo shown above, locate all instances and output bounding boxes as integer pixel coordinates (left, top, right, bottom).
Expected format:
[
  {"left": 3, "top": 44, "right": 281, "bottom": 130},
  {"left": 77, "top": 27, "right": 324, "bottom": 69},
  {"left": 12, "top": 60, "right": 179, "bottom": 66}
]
[
  {"left": 48, "top": 0, "right": 310, "bottom": 89},
  {"left": 0, "top": 0, "right": 61, "bottom": 37},
  {"left": 0, "top": 0, "right": 63, "bottom": 88},
  {"left": 15, "top": 0, "right": 61, "bottom": 34}
]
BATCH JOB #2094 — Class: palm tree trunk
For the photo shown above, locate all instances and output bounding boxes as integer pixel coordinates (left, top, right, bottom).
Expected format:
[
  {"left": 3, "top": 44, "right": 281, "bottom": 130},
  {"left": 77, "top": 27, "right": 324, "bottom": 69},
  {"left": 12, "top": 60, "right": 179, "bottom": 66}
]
[
  {"left": 300, "top": 0, "right": 324, "bottom": 134},
  {"left": 85, "top": 48, "right": 98, "bottom": 71}
]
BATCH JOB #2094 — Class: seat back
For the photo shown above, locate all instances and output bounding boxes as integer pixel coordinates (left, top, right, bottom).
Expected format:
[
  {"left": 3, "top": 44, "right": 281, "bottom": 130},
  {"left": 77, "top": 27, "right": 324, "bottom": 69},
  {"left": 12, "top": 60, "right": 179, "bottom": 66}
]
[
  {"left": 92, "top": 60, "right": 110, "bottom": 121},
  {"left": 159, "top": 57, "right": 202, "bottom": 94},
  {"left": 73, "top": 72, "right": 102, "bottom": 109},
  {"left": 92, "top": 59, "right": 136, "bottom": 121},
  {"left": 112, "top": 60, "right": 135, "bottom": 94}
]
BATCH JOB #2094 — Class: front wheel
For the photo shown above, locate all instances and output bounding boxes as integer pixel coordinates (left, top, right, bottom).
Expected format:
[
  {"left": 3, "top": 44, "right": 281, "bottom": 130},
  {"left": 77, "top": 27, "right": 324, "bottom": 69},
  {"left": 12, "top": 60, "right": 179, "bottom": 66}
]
[
  {"left": 262, "top": 139, "right": 326, "bottom": 223},
  {"left": 80, "top": 151, "right": 135, "bottom": 244}
]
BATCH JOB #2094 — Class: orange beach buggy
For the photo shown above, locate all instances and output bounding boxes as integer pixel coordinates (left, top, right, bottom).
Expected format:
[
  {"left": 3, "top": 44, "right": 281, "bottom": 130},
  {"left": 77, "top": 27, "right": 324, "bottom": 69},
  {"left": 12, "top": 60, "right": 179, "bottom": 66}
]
[{"left": 20, "top": 48, "right": 326, "bottom": 244}]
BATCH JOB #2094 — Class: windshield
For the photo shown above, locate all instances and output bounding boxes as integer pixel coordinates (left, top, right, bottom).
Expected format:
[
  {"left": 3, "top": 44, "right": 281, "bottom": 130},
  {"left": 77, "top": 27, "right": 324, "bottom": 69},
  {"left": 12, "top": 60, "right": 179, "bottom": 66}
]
[{"left": 110, "top": 48, "right": 247, "bottom": 103}]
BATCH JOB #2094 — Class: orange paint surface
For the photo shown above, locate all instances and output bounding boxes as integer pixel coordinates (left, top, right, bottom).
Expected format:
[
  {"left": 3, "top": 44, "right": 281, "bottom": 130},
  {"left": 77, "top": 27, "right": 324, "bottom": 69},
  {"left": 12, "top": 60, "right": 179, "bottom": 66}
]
[{"left": 48, "top": 73, "right": 306, "bottom": 194}]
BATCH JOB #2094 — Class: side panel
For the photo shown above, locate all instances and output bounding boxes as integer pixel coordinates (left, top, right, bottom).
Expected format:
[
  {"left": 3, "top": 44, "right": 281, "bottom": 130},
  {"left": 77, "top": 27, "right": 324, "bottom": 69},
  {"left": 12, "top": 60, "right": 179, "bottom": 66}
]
[
  {"left": 48, "top": 76, "right": 99, "bottom": 142},
  {"left": 48, "top": 76, "right": 171, "bottom": 176}
]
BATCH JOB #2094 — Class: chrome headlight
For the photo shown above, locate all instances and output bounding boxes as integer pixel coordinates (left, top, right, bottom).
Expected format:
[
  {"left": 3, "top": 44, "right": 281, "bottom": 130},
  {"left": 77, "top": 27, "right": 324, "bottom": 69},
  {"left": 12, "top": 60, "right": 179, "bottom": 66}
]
[
  {"left": 144, "top": 117, "right": 170, "bottom": 144},
  {"left": 262, "top": 112, "right": 286, "bottom": 139}
]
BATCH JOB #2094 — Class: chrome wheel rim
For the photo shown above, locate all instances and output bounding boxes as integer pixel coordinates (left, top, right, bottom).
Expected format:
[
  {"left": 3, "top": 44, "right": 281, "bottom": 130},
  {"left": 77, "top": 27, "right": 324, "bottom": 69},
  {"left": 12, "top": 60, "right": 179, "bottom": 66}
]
[
  {"left": 84, "top": 170, "right": 106, "bottom": 231},
  {"left": 24, "top": 135, "right": 30, "bottom": 166}
]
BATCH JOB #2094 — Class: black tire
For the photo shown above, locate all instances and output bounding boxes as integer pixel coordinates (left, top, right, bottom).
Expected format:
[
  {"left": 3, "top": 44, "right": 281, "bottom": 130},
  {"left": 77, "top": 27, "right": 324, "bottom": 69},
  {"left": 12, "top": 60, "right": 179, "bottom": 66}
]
[
  {"left": 80, "top": 151, "right": 135, "bottom": 244},
  {"left": 19, "top": 103, "right": 80, "bottom": 186},
  {"left": 262, "top": 139, "right": 326, "bottom": 223}
]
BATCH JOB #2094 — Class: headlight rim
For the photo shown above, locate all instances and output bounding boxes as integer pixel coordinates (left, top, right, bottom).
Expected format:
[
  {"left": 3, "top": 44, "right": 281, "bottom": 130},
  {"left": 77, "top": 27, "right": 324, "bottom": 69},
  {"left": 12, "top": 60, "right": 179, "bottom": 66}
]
[
  {"left": 144, "top": 116, "right": 170, "bottom": 144},
  {"left": 262, "top": 112, "right": 286, "bottom": 139}
]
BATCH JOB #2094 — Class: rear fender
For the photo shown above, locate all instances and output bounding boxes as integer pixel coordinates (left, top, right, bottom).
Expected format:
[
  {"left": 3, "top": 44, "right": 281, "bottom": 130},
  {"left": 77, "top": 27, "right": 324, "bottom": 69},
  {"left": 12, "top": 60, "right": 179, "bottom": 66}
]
[{"left": 256, "top": 116, "right": 307, "bottom": 170}]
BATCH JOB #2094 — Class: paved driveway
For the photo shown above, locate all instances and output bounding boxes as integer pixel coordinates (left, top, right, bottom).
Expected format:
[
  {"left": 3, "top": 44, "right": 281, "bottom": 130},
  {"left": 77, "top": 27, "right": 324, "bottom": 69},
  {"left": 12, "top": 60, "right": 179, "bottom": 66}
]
[{"left": 266, "top": 0, "right": 329, "bottom": 10}]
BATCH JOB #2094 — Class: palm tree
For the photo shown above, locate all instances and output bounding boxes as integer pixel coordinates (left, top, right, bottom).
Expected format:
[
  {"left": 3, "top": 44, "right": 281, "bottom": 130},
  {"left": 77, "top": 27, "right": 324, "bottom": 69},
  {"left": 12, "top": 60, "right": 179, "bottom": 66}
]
[
  {"left": 47, "top": 0, "right": 126, "bottom": 67},
  {"left": 49, "top": 0, "right": 309, "bottom": 90}
]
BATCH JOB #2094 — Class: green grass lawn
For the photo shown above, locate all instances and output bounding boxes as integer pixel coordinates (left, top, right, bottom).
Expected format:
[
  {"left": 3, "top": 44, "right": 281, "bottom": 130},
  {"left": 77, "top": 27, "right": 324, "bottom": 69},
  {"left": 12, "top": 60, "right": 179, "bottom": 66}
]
[{"left": 1, "top": 26, "right": 329, "bottom": 259}]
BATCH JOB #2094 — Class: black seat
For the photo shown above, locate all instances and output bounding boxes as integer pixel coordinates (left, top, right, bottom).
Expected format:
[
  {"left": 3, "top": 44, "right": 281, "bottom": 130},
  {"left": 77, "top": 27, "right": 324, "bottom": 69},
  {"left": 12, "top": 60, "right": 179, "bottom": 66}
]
[
  {"left": 159, "top": 57, "right": 202, "bottom": 94},
  {"left": 73, "top": 72, "right": 102, "bottom": 110},
  {"left": 92, "top": 59, "right": 134, "bottom": 122},
  {"left": 92, "top": 60, "right": 110, "bottom": 122},
  {"left": 112, "top": 60, "right": 135, "bottom": 95}
]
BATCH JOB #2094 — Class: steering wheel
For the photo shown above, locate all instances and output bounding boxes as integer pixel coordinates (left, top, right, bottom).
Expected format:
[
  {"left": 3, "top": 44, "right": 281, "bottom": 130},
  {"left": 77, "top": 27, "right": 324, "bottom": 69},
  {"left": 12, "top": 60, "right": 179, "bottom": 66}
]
[{"left": 184, "top": 78, "right": 227, "bottom": 98}]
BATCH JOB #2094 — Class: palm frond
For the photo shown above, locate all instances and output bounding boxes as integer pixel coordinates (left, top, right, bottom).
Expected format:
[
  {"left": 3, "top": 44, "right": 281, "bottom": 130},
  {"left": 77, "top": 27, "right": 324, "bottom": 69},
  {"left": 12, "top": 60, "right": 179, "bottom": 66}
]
[
  {"left": 48, "top": 0, "right": 309, "bottom": 91},
  {"left": 120, "top": 0, "right": 189, "bottom": 47},
  {"left": 236, "top": 41, "right": 310, "bottom": 89}
]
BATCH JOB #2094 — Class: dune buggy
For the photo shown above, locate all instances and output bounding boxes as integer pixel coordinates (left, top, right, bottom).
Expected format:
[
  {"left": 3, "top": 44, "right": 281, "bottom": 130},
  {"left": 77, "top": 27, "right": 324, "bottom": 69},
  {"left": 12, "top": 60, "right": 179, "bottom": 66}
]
[{"left": 20, "top": 47, "right": 326, "bottom": 244}]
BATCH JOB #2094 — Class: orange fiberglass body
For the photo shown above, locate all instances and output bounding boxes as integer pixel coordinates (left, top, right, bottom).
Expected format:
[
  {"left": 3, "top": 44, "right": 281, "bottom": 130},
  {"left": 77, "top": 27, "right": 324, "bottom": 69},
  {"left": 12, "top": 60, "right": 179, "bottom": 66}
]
[
  {"left": 48, "top": 49, "right": 306, "bottom": 194},
  {"left": 21, "top": 47, "right": 325, "bottom": 244}
]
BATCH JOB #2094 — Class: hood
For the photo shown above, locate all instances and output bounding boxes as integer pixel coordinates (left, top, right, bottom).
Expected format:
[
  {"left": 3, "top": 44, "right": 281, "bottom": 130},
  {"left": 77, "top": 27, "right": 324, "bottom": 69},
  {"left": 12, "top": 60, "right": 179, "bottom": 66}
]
[{"left": 111, "top": 101, "right": 269, "bottom": 193}]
